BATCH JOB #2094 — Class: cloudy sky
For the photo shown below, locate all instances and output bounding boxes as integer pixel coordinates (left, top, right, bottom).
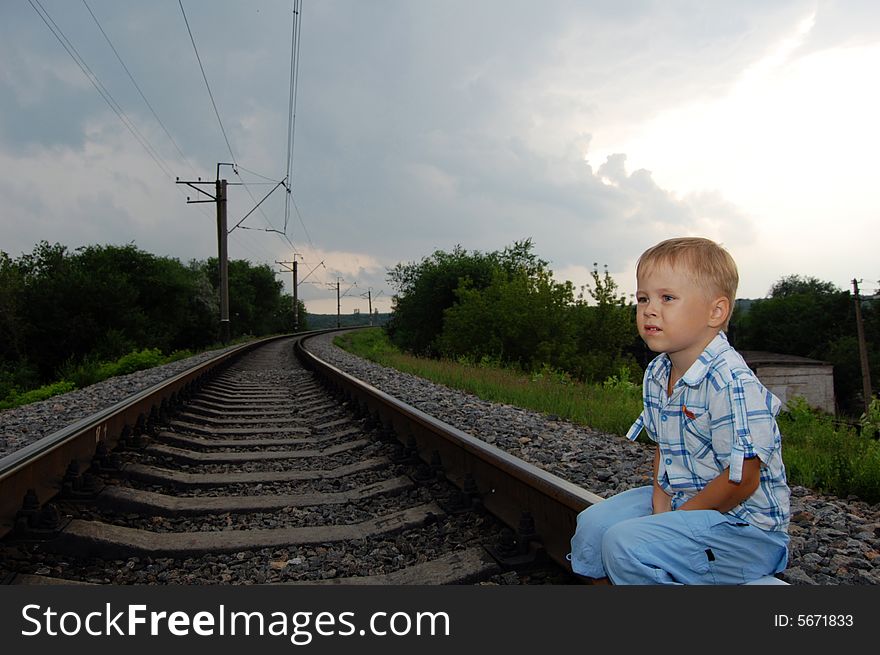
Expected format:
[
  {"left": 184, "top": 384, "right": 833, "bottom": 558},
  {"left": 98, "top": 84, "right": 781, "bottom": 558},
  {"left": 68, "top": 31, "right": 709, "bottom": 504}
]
[{"left": 1, "top": 1, "right": 877, "bottom": 315}]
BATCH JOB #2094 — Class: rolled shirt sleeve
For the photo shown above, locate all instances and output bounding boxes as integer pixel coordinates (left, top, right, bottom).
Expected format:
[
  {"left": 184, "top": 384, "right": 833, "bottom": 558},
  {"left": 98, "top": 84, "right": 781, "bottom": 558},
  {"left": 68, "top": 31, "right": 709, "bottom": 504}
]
[
  {"left": 626, "top": 412, "right": 647, "bottom": 442},
  {"left": 717, "top": 376, "right": 782, "bottom": 483}
]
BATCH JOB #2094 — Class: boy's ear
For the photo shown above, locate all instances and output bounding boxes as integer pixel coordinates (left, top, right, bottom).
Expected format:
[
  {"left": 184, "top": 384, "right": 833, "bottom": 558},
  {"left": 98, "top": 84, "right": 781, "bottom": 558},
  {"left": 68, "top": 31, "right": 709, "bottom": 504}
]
[{"left": 707, "top": 296, "right": 730, "bottom": 328}]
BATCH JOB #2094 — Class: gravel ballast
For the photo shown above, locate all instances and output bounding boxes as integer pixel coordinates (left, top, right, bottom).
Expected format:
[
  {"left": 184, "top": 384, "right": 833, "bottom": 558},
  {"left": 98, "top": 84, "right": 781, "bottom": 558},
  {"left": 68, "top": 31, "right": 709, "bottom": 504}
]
[
  {"left": 0, "top": 344, "right": 242, "bottom": 459},
  {"left": 2, "top": 333, "right": 878, "bottom": 584},
  {"left": 304, "top": 332, "right": 880, "bottom": 585}
]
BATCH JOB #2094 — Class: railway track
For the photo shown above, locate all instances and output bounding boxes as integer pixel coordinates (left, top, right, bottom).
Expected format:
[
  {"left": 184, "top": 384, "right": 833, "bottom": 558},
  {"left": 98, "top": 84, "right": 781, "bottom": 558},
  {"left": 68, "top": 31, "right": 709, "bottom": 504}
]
[{"left": 0, "top": 331, "right": 599, "bottom": 585}]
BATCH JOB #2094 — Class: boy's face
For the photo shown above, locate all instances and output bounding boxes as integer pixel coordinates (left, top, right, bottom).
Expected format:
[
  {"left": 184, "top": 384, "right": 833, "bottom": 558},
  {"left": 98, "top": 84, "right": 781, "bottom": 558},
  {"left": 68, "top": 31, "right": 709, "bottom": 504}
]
[{"left": 636, "top": 263, "right": 728, "bottom": 370}]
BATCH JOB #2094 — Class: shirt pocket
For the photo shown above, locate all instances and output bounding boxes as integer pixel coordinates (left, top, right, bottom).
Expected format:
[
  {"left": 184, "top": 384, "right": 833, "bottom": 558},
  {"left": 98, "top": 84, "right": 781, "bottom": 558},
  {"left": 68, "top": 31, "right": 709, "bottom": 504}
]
[{"left": 681, "top": 406, "right": 721, "bottom": 468}]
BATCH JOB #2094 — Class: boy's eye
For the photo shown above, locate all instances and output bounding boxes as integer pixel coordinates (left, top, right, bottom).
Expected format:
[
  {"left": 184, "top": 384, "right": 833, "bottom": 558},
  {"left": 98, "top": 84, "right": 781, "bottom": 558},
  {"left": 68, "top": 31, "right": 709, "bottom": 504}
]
[
  {"left": 662, "top": 295, "right": 675, "bottom": 302},
  {"left": 636, "top": 296, "right": 648, "bottom": 303}
]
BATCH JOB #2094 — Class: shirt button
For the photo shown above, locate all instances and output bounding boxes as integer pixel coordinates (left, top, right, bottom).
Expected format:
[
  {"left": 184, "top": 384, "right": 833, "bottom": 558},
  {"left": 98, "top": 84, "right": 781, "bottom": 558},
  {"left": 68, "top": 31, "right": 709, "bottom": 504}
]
[
  {"left": 661, "top": 415, "right": 668, "bottom": 422},
  {"left": 665, "top": 458, "right": 672, "bottom": 465}
]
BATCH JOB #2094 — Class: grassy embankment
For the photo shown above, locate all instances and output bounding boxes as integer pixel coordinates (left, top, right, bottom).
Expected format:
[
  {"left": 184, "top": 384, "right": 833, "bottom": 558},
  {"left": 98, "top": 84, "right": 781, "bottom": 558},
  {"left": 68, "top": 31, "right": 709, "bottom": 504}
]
[
  {"left": 0, "top": 336, "right": 257, "bottom": 411},
  {"left": 335, "top": 327, "right": 880, "bottom": 503}
]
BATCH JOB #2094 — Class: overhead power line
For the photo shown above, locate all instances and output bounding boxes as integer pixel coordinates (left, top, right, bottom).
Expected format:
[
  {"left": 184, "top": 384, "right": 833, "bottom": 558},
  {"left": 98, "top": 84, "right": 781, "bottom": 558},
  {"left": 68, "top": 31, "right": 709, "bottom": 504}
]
[
  {"left": 28, "top": 0, "right": 174, "bottom": 179},
  {"left": 82, "top": 0, "right": 196, "bottom": 176},
  {"left": 178, "top": 0, "right": 237, "bottom": 165},
  {"left": 178, "top": 1, "right": 295, "bottom": 255},
  {"left": 284, "top": 0, "right": 303, "bottom": 234}
]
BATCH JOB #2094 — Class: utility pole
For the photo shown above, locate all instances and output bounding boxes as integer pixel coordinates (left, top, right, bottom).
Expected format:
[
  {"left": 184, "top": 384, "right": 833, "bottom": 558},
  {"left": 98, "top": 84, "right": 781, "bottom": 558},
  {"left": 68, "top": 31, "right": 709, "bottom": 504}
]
[
  {"left": 852, "top": 278, "right": 873, "bottom": 413},
  {"left": 216, "top": 177, "right": 230, "bottom": 343},
  {"left": 360, "top": 288, "right": 383, "bottom": 326},
  {"left": 276, "top": 257, "right": 300, "bottom": 332},
  {"left": 327, "top": 277, "right": 358, "bottom": 328},
  {"left": 177, "top": 162, "right": 233, "bottom": 344}
]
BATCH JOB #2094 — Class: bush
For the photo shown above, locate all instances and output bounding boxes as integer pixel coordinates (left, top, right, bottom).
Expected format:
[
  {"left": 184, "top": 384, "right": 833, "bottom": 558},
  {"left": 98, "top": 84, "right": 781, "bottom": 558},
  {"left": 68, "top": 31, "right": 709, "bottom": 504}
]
[
  {"left": 102, "top": 348, "right": 165, "bottom": 376},
  {"left": 779, "top": 397, "right": 880, "bottom": 503},
  {"left": 0, "top": 380, "right": 77, "bottom": 410},
  {"left": 56, "top": 354, "right": 104, "bottom": 388},
  {"left": 859, "top": 396, "right": 880, "bottom": 439}
]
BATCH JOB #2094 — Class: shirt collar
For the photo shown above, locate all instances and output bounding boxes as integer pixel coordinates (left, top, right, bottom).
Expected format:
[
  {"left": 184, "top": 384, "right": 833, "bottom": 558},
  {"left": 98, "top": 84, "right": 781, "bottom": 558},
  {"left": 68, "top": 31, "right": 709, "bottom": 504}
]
[{"left": 647, "top": 331, "right": 732, "bottom": 389}]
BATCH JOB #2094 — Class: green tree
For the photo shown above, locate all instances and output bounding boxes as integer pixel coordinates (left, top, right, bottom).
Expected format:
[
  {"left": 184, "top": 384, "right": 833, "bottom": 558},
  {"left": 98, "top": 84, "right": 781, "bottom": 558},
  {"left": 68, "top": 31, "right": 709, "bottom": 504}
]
[
  {"left": 736, "top": 274, "right": 878, "bottom": 414},
  {"left": 387, "top": 240, "right": 542, "bottom": 356},
  {"left": 439, "top": 267, "right": 576, "bottom": 371},
  {"left": 0, "top": 241, "right": 294, "bottom": 390},
  {"left": 736, "top": 275, "right": 850, "bottom": 358},
  {"left": 568, "top": 264, "right": 641, "bottom": 382}
]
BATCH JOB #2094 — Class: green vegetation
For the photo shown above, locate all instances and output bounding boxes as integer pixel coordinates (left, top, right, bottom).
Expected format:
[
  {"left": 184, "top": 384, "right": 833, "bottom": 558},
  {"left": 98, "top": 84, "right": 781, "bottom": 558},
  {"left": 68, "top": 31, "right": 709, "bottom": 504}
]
[
  {"left": 0, "top": 241, "right": 307, "bottom": 405},
  {"left": 337, "top": 329, "right": 880, "bottom": 503},
  {"left": 734, "top": 274, "right": 879, "bottom": 415},
  {"left": 777, "top": 398, "right": 880, "bottom": 503},
  {"left": 334, "top": 328, "right": 644, "bottom": 440},
  {"left": 378, "top": 241, "right": 879, "bottom": 500},
  {"left": 0, "top": 342, "right": 247, "bottom": 410},
  {"left": 0, "top": 380, "right": 77, "bottom": 411},
  {"left": 386, "top": 240, "right": 642, "bottom": 384}
]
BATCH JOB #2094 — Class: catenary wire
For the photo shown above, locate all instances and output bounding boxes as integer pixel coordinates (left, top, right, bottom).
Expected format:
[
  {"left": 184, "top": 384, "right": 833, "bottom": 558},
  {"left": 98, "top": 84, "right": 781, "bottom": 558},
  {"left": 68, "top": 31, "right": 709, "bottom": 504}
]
[
  {"left": 28, "top": 0, "right": 175, "bottom": 179},
  {"left": 82, "top": 0, "right": 197, "bottom": 177},
  {"left": 178, "top": 0, "right": 237, "bottom": 165}
]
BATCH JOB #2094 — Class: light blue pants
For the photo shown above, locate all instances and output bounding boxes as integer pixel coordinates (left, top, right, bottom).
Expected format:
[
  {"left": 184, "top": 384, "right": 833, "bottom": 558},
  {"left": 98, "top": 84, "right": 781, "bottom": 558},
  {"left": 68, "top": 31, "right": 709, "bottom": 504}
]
[{"left": 568, "top": 486, "right": 789, "bottom": 585}]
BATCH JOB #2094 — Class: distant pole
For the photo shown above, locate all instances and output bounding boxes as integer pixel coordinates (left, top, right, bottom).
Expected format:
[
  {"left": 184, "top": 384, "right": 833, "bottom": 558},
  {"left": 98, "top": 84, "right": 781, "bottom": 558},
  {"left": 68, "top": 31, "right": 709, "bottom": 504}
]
[
  {"left": 292, "top": 259, "right": 299, "bottom": 332},
  {"left": 852, "top": 278, "right": 873, "bottom": 413},
  {"left": 217, "top": 178, "right": 230, "bottom": 343},
  {"left": 337, "top": 278, "right": 341, "bottom": 328},
  {"left": 368, "top": 289, "right": 373, "bottom": 325}
]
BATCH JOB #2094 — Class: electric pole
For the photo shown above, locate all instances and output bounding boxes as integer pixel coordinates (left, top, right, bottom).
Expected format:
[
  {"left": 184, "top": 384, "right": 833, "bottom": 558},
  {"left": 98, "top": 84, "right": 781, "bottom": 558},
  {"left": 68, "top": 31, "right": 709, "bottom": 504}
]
[
  {"left": 276, "top": 257, "right": 300, "bottom": 332},
  {"left": 360, "top": 288, "right": 383, "bottom": 326},
  {"left": 327, "top": 277, "right": 357, "bottom": 328},
  {"left": 216, "top": 177, "right": 230, "bottom": 343},
  {"left": 176, "top": 162, "right": 233, "bottom": 343},
  {"left": 852, "top": 278, "right": 873, "bottom": 413}
]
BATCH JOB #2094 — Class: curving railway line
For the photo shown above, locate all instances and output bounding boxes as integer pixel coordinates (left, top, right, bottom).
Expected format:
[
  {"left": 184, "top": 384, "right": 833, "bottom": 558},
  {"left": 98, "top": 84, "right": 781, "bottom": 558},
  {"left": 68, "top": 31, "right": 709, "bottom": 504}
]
[{"left": 0, "top": 330, "right": 598, "bottom": 585}]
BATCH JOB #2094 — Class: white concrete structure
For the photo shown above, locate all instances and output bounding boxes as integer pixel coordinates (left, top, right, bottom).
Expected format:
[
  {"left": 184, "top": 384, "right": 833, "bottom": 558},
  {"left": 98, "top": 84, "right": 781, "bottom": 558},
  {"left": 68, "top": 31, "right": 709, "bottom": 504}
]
[{"left": 739, "top": 352, "right": 835, "bottom": 415}]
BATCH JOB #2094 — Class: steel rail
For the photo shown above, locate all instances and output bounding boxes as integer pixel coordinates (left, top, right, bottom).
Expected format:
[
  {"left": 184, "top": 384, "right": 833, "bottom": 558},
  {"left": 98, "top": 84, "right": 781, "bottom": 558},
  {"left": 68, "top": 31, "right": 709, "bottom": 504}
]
[
  {"left": 0, "top": 332, "right": 330, "bottom": 539},
  {"left": 296, "top": 332, "right": 604, "bottom": 571}
]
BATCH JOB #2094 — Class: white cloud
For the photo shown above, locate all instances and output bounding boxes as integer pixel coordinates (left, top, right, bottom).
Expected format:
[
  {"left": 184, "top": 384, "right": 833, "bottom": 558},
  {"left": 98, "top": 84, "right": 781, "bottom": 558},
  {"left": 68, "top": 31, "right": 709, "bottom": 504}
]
[{"left": 2, "top": 0, "right": 877, "bottom": 314}]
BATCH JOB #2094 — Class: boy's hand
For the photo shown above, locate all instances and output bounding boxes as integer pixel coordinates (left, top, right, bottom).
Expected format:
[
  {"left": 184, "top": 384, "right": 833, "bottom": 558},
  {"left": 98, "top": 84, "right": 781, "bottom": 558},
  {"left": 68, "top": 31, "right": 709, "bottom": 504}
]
[{"left": 651, "top": 446, "right": 672, "bottom": 513}]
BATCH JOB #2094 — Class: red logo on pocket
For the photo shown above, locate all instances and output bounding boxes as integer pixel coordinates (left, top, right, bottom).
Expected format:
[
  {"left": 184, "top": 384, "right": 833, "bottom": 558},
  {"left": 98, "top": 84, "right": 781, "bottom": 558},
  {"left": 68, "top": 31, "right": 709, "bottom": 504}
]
[{"left": 682, "top": 405, "right": 696, "bottom": 420}]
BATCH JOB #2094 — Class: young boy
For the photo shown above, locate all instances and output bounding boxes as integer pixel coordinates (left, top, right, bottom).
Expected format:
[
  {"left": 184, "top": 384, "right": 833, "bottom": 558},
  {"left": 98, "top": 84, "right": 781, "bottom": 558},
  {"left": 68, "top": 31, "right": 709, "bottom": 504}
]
[{"left": 568, "top": 237, "right": 790, "bottom": 584}]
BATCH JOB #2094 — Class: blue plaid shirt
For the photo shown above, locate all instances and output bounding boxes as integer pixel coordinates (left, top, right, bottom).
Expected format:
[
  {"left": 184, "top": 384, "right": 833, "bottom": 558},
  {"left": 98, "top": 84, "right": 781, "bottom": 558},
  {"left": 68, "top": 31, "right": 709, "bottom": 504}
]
[{"left": 626, "top": 332, "right": 790, "bottom": 532}]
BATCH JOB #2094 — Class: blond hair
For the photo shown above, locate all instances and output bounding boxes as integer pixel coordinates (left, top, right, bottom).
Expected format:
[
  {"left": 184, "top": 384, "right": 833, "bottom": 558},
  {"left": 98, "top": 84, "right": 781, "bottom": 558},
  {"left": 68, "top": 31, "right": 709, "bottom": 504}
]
[{"left": 636, "top": 237, "right": 738, "bottom": 328}]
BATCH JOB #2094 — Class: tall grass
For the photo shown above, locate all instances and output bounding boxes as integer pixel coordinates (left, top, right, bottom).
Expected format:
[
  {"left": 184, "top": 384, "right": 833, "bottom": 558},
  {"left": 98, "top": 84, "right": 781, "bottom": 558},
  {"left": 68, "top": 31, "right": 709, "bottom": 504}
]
[
  {"left": 778, "top": 398, "right": 880, "bottom": 502},
  {"left": 336, "top": 328, "right": 880, "bottom": 503},
  {"left": 333, "top": 328, "right": 644, "bottom": 438}
]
